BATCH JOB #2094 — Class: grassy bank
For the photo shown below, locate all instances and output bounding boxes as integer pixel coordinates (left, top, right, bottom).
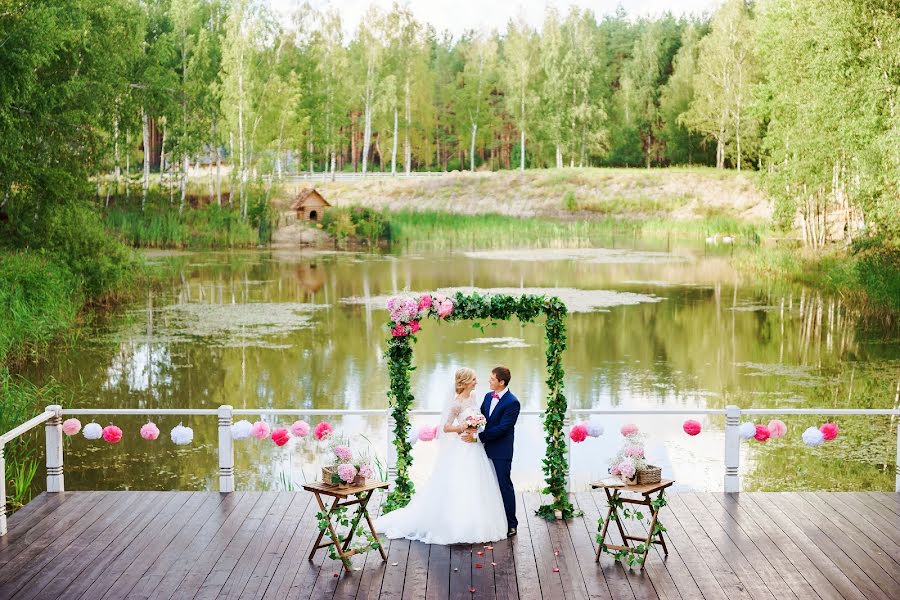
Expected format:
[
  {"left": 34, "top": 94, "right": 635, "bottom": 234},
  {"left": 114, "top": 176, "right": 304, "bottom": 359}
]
[
  {"left": 735, "top": 246, "right": 900, "bottom": 317},
  {"left": 1, "top": 200, "right": 143, "bottom": 512}
]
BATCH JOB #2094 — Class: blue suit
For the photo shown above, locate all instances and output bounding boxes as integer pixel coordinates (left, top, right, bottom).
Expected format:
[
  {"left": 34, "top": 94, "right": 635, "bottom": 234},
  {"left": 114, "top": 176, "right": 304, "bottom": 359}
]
[{"left": 478, "top": 390, "right": 520, "bottom": 529}]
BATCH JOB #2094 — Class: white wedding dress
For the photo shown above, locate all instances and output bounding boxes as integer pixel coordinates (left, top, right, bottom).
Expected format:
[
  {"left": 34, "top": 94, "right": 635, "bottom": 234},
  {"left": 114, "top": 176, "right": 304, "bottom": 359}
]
[{"left": 374, "top": 393, "right": 509, "bottom": 544}]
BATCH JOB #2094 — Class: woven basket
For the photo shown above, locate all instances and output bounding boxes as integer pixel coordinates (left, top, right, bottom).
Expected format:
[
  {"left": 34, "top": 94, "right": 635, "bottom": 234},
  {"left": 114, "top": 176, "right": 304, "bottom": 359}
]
[
  {"left": 637, "top": 465, "right": 662, "bottom": 485},
  {"left": 321, "top": 466, "right": 366, "bottom": 488}
]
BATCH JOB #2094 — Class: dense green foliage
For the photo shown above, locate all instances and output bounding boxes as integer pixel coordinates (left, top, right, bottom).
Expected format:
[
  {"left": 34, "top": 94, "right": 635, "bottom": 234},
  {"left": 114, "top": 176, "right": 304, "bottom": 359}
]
[
  {"left": 383, "top": 291, "right": 576, "bottom": 519},
  {"left": 320, "top": 207, "right": 392, "bottom": 243}
]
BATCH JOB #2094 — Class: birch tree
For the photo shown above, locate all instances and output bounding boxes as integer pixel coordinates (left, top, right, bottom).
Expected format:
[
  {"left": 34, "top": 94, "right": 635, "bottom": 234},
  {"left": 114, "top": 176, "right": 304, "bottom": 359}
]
[
  {"left": 501, "top": 14, "right": 535, "bottom": 171},
  {"left": 458, "top": 33, "right": 497, "bottom": 171}
]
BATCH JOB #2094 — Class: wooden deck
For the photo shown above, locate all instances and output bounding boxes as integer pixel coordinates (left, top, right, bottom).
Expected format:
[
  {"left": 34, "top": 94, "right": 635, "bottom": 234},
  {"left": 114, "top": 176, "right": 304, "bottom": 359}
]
[{"left": 1, "top": 490, "right": 898, "bottom": 600}]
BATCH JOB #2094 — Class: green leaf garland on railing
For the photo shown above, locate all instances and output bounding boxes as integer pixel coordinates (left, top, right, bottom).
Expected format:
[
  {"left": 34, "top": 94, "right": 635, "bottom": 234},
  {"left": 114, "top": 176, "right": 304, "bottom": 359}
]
[{"left": 382, "top": 291, "right": 576, "bottom": 520}]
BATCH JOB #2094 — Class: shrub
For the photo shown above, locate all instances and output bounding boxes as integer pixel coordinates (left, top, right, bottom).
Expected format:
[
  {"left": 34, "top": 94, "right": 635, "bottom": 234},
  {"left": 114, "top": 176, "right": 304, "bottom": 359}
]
[{"left": 563, "top": 190, "right": 577, "bottom": 212}]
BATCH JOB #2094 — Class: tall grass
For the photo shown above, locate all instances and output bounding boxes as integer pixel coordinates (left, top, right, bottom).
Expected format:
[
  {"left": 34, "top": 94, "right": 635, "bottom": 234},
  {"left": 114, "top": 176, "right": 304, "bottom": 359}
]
[
  {"left": 105, "top": 202, "right": 259, "bottom": 248},
  {"left": 388, "top": 210, "right": 761, "bottom": 248}
]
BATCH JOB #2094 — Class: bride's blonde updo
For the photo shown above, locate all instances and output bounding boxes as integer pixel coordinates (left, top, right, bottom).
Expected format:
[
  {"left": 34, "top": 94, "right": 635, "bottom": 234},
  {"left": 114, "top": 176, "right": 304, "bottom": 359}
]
[{"left": 454, "top": 367, "right": 477, "bottom": 395}]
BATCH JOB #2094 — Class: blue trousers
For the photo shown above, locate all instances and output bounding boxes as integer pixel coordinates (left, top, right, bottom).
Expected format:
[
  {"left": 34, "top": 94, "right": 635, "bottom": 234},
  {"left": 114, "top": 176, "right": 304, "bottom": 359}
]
[{"left": 491, "top": 458, "right": 517, "bottom": 529}]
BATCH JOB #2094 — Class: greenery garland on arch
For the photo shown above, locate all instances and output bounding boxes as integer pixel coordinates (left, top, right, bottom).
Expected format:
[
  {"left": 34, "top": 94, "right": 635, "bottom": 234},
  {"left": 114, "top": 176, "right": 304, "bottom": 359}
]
[{"left": 382, "top": 290, "right": 577, "bottom": 519}]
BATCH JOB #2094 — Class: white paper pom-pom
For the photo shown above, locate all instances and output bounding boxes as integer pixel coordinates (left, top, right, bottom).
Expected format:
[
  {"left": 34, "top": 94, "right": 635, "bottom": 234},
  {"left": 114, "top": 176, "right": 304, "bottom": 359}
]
[
  {"left": 231, "top": 420, "right": 252, "bottom": 440},
  {"left": 738, "top": 422, "right": 756, "bottom": 440},
  {"left": 83, "top": 422, "right": 103, "bottom": 440},
  {"left": 586, "top": 421, "right": 604, "bottom": 438},
  {"left": 802, "top": 426, "right": 825, "bottom": 447},
  {"left": 407, "top": 426, "right": 419, "bottom": 447},
  {"left": 171, "top": 424, "right": 194, "bottom": 445}
]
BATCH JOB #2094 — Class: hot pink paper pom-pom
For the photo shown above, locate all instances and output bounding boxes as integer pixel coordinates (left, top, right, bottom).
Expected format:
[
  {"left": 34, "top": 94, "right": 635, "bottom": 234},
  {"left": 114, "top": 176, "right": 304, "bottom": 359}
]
[
  {"left": 754, "top": 425, "right": 770, "bottom": 443},
  {"left": 820, "top": 422, "right": 839, "bottom": 441},
  {"left": 620, "top": 423, "right": 639, "bottom": 437},
  {"left": 250, "top": 421, "right": 270, "bottom": 440},
  {"left": 767, "top": 419, "right": 787, "bottom": 438},
  {"left": 140, "top": 422, "right": 160, "bottom": 440},
  {"left": 291, "top": 420, "right": 310, "bottom": 438},
  {"left": 271, "top": 428, "right": 291, "bottom": 447},
  {"left": 62, "top": 418, "right": 81, "bottom": 436},
  {"left": 314, "top": 421, "right": 333, "bottom": 441},
  {"left": 569, "top": 424, "right": 588, "bottom": 443},
  {"left": 683, "top": 419, "right": 702, "bottom": 436},
  {"left": 418, "top": 426, "right": 437, "bottom": 442},
  {"left": 102, "top": 425, "right": 123, "bottom": 444}
]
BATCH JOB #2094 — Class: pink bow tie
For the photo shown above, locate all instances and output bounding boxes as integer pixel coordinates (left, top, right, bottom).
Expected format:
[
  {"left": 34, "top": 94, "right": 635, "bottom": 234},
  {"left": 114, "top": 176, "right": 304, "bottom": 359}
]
[{"left": 491, "top": 392, "right": 499, "bottom": 399}]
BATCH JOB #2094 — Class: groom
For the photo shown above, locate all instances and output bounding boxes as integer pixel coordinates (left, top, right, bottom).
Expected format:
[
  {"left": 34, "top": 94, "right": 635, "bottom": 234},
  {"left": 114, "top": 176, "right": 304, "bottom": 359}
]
[{"left": 462, "top": 366, "right": 520, "bottom": 537}]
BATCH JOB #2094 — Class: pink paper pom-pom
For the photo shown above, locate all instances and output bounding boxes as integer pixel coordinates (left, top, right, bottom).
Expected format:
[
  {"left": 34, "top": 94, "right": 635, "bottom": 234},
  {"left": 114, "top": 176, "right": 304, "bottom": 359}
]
[
  {"left": 271, "top": 428, "right": 291, "bottom": 447},
  {"left": 314, "top": 421, "right": 333, "bottom": 441},
  {"left": 62, "top": 418, "right": 82, "bottom": 436},
  {"left": 250, "top": 421, "right": 270, "bottom": 440},
  {"left": 820, "top": 422, "right": 839, "bottom": 441},
  {"left": 683, "top": 419, "right": 702, "bottom": 436},
  {"left": 140, "top": 422, "right": 160, "bottom": 440},
  {"left": 569, "top": 423, "right": 588, "bottom": 443},
  {"left": 337, "top": 463, "right": 357, "bottom": 484},
  {"left": 620, "top": 423, "right": 639, "bottom": 437},
  {"left": 754, "top": 425, "right": 770, "bottom": 443},
  {"left": 418, "top": 426, "right": 437, "bottom": 442},
  {"left": 102, "top": 425, "right": 123, "bottom": 444},
  {"left": 291, "top": 420, "right": 310, "bottom": 438},
  {"left": 767, "top": 419, "right": 787, "bottom": 438}
]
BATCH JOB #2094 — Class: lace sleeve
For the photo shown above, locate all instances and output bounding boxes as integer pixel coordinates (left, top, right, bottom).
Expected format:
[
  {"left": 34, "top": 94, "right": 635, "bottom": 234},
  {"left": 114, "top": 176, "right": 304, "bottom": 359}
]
[{"left": 445, "top": 402, "right": 463, "bottom": 426}]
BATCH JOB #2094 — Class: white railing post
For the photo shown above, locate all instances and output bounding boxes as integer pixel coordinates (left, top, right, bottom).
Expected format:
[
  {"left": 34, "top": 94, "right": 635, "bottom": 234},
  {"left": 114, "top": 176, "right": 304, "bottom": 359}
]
[
  {"left": 724, "top": 405, "right": 741, "bottom": 493},
  {"left": 218, "top": 405, "right": 234, "bottom": 493},
  {"left": 0, "top": 442, "right": 7, "bottom": 536},
  {"left": 564, "top": 411, "right": 572, "bottom": 493},
  {"left": 45, "top": 405, "right": 64, "bottom": 493},
  {"left": 386, "top": 415, "right": 397, "bottom": 483},
  {"left": 895, "top": 415, "right": 900, "bottom": 493}
]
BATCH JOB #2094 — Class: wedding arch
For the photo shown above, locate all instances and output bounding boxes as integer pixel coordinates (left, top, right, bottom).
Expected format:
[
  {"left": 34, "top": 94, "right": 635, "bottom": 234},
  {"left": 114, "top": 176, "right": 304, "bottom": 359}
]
[{"left": 382, "top": 291, "right": 576, "bottom": 520}]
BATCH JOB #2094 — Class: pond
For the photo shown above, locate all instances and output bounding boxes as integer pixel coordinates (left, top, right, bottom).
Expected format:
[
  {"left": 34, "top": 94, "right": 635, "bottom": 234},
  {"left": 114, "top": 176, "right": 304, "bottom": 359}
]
[{"left": 18, "top": 239, "right": 900, "bottom": 495}]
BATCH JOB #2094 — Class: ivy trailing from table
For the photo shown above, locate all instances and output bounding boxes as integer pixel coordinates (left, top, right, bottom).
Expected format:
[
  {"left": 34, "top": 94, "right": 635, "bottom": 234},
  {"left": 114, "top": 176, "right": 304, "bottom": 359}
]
[
  {"left": 596, "top": 493, "right": 667, "bottom": 568},
  {"left": 382, "top": 290, "right": 576, "bottom": 520}
]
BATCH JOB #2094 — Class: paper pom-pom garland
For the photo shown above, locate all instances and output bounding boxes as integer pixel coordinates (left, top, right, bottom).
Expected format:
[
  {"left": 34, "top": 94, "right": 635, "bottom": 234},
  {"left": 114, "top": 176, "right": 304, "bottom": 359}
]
[
  {"left": 738, "top": 422, "right": 756, "bottom": 440},
  {"left": 140, "top": 422, "right": 160, "bottom": 440},
  {"left": 83, "top": 422, "right": 103, "bottom": 440},
  {"left": 820, "top": 422, "right": 839, "bottom": 441},
  {"left": 683, "top": 419, "right": 702, "bottom": 436},
  {"left": 586, "top": 421, "right": 604, "bottom": 438},
  {"left": 620, "top": 423, "right": 639, "bottom": 437},
  {"left": 418, "top": 426, "right": 438, "bottom": 442},
  {"left": 767, "top": 419, "right": 787, "bottom": 438},
  {"left": 753, "top": 425, "right": 770, "bottom": 443},
  {"left": 314, "top": 421, "right": 333, "bottom": 441},
  {"left": 802, "top": 426, "right": 825, "bottom": 447},
  {"left": 291, "top": 420, "right": 310, "bottom": 438},
  {"left": 62, "top": 418, "right": 82, "bottom": 436},
  {"left": 171, "top": 424, "right": 194, "bottom": 445},
  {"left": 271, "top": 428, "right": 291, "bottom": 447},
  {"left": 102, "top": 425, "right": 123, "bottom": 444},
  {"left": 569, "top": 423, "right": 588, "bottom": 443},
  {"left": 231, "top": 420, "right": 252, "bottom": 439}
]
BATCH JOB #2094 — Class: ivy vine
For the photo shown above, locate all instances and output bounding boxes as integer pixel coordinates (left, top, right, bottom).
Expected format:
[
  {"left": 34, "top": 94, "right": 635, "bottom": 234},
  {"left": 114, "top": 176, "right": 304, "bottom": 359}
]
[
  {"left": 595, "top": 493, "right": 667, "bottom": 568},
  {"left": 315, "top": 502, "right": 381, "bottom": 561},
  {"left": 382, "top": 291, "right": 576, "bottom": 520}
]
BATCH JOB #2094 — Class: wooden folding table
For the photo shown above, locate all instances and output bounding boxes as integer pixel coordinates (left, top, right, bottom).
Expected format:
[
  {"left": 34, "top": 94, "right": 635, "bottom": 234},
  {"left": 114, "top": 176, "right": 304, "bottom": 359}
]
[
  {"left": 592, "top": 478, "right": 674, "bottom": 570},
  {"left": 303, "top": 480, "right": 389, "bottom": 570}
]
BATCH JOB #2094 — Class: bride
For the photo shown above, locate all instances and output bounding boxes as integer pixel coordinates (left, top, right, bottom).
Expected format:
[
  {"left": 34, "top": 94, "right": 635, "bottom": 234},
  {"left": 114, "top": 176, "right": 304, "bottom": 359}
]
[{"left": 374, "top": 367, "right": 509, "bottom": 544}]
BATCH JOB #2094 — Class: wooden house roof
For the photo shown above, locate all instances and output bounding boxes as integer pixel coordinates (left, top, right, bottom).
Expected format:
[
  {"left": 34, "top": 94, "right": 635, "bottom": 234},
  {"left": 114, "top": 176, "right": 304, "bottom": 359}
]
[{"left": 290, "top": 188, "right": 331, "bottom": 210}]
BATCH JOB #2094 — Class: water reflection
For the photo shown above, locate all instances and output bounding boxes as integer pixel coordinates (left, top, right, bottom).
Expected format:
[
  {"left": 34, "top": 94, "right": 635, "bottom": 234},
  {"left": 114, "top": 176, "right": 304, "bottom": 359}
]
[{"left": 19, "top": 246, "right": 899, "bottom": 494}]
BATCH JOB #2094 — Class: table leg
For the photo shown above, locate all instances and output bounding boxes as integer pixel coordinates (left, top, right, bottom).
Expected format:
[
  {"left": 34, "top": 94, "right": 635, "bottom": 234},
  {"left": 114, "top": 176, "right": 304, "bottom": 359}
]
[
  {"left": 608, "top": 490, "right": 630, "bottom": 549},
  {"left": 362, "top": 493, "right": 388, "bottom": 561},
  {"left": 309, "top": 494, "right": 339, "bottom": 560},
  {"left": 650, "top": 491, "right": 668, "bottom": 556},
  {"left": 342, "top": 490, "right": 371, "bottom": 552},
  {"left": 594, "top": 501, "right": 615, "bottom": 562}
]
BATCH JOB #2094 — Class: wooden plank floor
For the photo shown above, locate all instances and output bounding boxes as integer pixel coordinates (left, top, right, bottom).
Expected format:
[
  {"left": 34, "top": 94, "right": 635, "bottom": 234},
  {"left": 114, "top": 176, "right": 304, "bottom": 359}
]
[{"left": 1, "top": 491, "right": 898, "bottom": 600}]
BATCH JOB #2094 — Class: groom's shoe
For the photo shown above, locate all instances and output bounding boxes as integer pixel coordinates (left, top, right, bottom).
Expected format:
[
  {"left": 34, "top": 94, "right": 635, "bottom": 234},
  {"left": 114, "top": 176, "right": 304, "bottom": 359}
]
[{"left": 507, "top": 528, "right": 517, "bottom": 537}]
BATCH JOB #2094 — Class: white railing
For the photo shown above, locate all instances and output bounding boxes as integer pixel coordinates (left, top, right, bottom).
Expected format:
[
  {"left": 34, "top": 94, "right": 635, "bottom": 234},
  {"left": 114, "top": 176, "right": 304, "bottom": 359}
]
[{"left": 1, "top": 404, "right": 898, "bottom": 537}]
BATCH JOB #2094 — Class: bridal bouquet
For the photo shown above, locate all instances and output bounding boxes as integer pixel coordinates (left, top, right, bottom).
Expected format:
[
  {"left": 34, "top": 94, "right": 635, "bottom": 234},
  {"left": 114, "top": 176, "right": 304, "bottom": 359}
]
[{"left": 464, "top": 414, "right": 487, "bottom": 430}]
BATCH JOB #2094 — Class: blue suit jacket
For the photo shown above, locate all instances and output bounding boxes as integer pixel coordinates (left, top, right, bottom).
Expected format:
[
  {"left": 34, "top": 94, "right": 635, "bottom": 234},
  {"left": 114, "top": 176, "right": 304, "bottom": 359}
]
[{"left": 478, "top": 390, "right": 520, "bottom": 460}]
